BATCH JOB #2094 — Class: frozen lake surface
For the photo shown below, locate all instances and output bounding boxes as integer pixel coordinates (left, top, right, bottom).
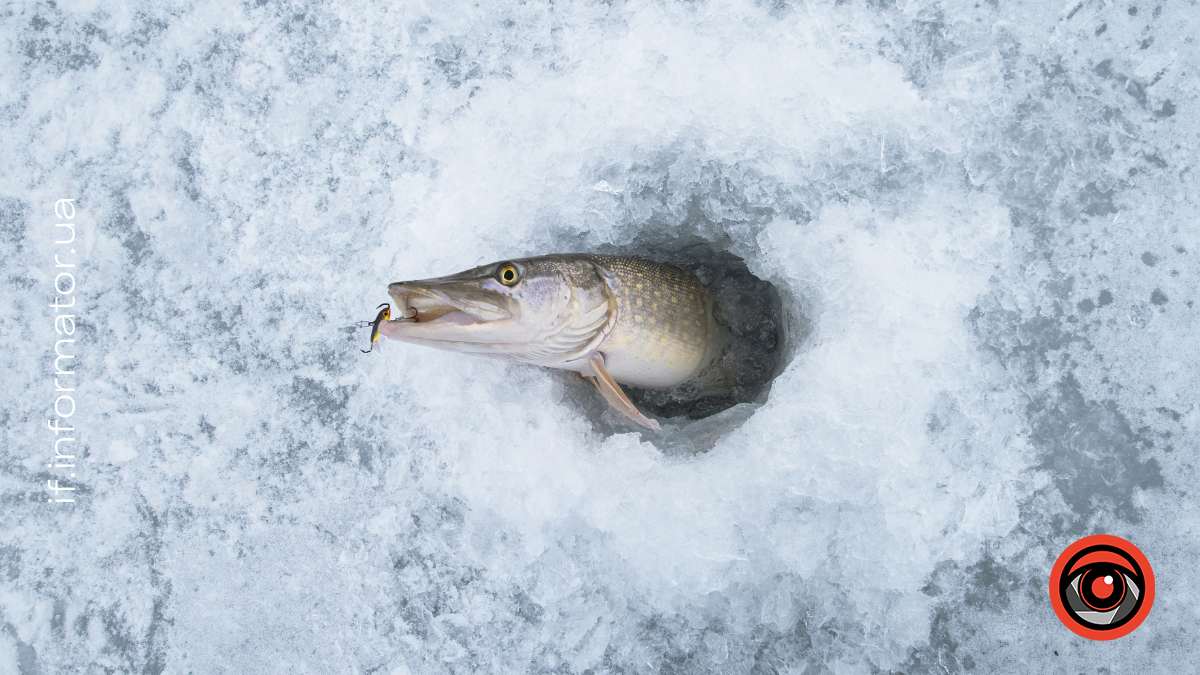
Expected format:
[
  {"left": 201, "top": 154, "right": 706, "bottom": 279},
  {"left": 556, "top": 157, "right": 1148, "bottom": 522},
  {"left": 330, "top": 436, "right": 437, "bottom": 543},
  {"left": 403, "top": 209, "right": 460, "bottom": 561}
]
[{"left": 2, "top": 0, "right": 1197, "bottom": 672}]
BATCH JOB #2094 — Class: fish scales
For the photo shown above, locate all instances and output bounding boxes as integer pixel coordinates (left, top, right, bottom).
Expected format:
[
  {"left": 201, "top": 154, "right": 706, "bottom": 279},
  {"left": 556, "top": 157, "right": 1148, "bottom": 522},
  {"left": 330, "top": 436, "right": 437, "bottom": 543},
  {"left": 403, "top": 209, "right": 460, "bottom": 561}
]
[{"left": 589, "top": 255, "right": 724, "bottom": 389}]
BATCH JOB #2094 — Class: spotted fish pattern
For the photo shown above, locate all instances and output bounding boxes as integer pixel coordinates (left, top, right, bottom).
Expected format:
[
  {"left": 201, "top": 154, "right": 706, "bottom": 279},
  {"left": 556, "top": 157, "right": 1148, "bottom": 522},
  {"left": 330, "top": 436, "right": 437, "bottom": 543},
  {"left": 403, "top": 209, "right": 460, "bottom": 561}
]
[{"left": 590, "top": 255, "right": 725, "bottom": 389}]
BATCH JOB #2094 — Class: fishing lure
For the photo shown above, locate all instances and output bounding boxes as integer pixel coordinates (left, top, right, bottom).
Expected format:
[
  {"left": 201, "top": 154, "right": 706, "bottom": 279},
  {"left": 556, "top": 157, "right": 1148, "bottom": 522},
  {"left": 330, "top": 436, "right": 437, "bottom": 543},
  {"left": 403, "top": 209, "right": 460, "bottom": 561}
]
[{"left": 357, "top": 303, "right": 391, "bottom": 353}]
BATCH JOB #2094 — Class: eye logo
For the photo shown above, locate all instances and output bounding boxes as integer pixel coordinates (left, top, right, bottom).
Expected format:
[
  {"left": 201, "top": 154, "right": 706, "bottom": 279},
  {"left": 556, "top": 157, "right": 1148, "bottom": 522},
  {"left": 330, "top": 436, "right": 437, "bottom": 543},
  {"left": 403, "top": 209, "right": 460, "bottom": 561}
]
[{"left": 1049, "top": 534, "right": 1154, "bottom": 640}]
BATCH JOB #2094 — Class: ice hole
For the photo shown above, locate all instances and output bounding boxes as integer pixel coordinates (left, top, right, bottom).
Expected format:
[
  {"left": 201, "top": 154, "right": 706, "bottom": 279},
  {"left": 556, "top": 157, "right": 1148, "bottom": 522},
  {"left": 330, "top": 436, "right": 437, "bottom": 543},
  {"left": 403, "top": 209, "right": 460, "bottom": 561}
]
[{"left": 562, "top": 232, "right": 809, "bottom": 451}]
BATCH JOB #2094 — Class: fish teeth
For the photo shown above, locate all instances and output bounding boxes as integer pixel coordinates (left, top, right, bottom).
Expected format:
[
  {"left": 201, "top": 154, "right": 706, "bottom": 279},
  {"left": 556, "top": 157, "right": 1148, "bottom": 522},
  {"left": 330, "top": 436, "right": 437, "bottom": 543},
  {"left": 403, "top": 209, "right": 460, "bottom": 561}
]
[{"left": 393, "top": 296, "right": 416, "bottom": 320}]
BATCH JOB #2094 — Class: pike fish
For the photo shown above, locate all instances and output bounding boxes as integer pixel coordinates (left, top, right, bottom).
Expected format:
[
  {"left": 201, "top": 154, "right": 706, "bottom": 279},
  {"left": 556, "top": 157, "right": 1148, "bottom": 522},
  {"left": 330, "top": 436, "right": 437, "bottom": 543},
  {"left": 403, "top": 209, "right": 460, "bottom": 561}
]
[{"left": 378, "top": 255, "right": 730, "bottom": 430}]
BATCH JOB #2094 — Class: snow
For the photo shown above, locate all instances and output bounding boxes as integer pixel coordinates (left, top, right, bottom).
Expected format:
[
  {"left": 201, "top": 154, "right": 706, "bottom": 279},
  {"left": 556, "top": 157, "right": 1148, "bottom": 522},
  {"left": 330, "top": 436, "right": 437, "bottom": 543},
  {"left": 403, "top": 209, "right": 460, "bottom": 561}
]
[{"left": 2, "top": 0, "right": 1197, "bottom": 673}]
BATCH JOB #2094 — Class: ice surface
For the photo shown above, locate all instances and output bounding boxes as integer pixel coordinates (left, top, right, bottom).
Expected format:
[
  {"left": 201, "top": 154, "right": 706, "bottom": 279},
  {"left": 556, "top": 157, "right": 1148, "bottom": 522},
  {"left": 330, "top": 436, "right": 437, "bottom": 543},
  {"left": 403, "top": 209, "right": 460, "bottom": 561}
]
[{"left": 2, "top": 0, "right": 1198, "bottom": 673}]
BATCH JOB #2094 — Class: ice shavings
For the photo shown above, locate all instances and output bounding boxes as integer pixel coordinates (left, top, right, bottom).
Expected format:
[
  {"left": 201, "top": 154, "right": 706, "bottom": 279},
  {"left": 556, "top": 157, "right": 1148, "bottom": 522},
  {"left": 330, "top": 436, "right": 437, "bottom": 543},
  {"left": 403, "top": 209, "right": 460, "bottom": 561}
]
[{"left": 1, "top": 0, "right": 1197, "bottom": 673}]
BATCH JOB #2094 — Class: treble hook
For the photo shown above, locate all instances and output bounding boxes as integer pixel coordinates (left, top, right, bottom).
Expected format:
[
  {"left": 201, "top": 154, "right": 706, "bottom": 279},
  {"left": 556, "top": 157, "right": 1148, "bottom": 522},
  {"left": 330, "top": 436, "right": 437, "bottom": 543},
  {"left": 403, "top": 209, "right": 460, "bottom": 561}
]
[{"left": 358, "top": 303, "right": 390, "bottom": 354}]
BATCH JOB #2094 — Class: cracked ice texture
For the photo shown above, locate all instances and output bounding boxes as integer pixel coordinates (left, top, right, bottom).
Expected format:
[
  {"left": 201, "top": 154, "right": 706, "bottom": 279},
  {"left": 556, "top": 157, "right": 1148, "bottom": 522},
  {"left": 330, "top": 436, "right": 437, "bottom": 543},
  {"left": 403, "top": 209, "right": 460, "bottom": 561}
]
[{"left": 0, "top": 0, "right": 1196, "bottom": 673}]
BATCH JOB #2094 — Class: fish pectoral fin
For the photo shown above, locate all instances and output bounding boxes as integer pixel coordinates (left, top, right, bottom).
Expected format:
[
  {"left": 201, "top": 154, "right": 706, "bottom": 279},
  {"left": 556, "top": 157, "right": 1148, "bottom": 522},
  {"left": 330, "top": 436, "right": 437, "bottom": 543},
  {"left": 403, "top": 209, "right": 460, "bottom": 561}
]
[{"left": 587, "top": 353, "right": 661, "bottom": 431}]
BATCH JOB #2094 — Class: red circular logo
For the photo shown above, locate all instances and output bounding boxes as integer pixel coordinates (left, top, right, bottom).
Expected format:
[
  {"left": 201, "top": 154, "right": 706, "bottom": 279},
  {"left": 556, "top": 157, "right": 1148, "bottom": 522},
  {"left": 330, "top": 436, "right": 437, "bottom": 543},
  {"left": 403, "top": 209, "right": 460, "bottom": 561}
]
[{"left": 1049, "top": 534, "right": 1154, "bottom": 640}]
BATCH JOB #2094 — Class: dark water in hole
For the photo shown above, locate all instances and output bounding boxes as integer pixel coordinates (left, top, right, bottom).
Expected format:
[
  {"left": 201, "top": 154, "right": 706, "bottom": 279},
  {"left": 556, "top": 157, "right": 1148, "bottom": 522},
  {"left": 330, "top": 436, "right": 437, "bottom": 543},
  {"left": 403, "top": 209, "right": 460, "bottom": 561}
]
[{"left": 596, "top": 238, "right": 792, "bottom": 421}]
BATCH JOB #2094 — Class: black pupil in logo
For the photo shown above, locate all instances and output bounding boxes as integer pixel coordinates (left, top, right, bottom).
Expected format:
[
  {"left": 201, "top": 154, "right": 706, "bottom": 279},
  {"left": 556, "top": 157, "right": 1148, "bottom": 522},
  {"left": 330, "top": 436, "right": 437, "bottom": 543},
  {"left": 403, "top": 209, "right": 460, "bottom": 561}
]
[{"left": 1078, "top": 565, "right": 1126, "bottom": 611}]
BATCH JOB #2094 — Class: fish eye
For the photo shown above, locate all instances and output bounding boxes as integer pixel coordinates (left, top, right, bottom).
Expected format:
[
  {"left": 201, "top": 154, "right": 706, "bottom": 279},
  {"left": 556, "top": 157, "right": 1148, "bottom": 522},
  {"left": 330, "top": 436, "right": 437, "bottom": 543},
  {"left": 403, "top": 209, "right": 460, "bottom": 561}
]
[{"left": 496, "top": 263, "right": 521, "bottom": 286}]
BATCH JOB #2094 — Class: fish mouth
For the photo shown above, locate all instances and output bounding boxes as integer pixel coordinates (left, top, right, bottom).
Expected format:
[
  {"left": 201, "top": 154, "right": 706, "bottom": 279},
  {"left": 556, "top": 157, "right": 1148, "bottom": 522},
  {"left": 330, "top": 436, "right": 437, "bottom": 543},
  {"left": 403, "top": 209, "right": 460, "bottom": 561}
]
[
  {"left": 379, "top": 281, "right": 513, "bottom": 343},
  {"left": 398, "top": 294, "right": 481, "bottom": 326}
]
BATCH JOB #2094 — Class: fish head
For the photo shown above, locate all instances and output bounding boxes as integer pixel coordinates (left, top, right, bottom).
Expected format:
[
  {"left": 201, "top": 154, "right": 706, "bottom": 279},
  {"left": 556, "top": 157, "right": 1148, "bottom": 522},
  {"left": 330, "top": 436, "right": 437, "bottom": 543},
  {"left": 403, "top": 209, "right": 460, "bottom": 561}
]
[{"left": 379, "top": 256, "right": 615, "bottom": 362}]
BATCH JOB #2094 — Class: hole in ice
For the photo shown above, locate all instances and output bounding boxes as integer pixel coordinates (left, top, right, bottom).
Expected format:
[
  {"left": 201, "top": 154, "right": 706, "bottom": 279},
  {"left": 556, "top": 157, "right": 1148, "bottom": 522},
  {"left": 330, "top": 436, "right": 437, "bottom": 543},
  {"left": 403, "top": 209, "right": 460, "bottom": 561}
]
[
  {"left": 570, "top": 233, "right": 809, "bottom": 451},
  {"left": 609, "top": 238, "right": 787, "bottom": 417}
]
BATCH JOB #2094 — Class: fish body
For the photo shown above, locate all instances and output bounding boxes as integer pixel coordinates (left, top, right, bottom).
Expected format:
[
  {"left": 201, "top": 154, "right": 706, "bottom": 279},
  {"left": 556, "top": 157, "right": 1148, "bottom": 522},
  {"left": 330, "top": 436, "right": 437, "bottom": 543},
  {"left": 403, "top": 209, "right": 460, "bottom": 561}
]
[
  {"left": 583, "top": 256, "right": 725, "bottom": 388},
  {"left": 377, "top": 255, "right": 728, "bottom": 429}
]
